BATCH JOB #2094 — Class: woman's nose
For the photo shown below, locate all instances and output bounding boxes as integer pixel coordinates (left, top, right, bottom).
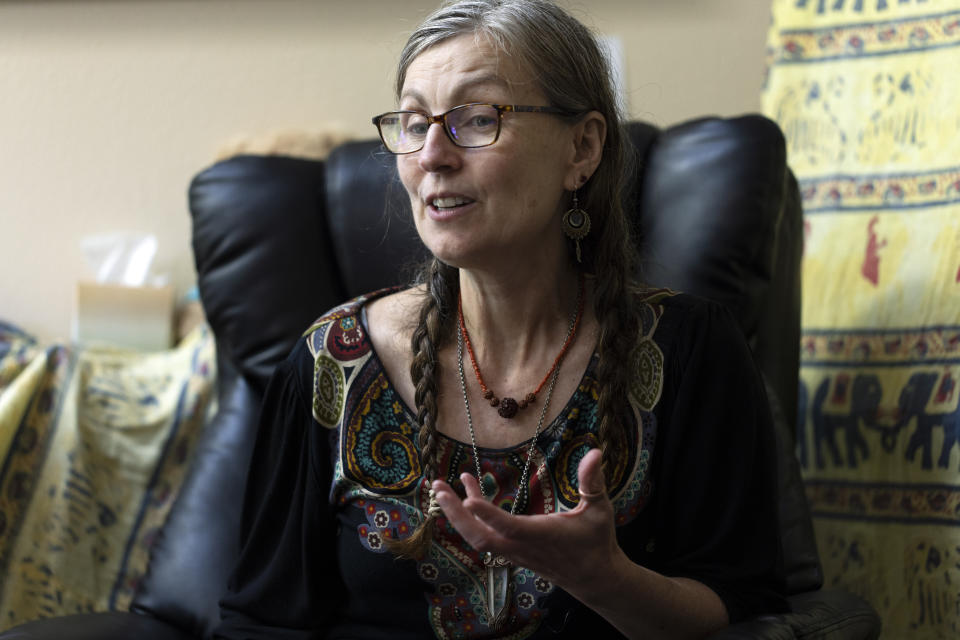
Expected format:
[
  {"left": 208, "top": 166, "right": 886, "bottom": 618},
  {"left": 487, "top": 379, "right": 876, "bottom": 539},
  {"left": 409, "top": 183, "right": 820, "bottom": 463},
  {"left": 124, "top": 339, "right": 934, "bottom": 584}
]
[{"left": 417, "top": 122, "right": 462, "bottom": 173}]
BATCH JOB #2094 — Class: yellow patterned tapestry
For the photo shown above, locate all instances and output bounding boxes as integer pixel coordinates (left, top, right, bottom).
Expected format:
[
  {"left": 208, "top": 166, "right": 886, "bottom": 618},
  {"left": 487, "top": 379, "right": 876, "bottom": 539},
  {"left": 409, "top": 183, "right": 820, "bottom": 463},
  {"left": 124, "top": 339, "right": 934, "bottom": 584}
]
[
  {"left": 0, "top": 321, "right": 215, "bottom": 630},
  {"left": 763, "top": 1, "right": 960, "bottom": 637}
]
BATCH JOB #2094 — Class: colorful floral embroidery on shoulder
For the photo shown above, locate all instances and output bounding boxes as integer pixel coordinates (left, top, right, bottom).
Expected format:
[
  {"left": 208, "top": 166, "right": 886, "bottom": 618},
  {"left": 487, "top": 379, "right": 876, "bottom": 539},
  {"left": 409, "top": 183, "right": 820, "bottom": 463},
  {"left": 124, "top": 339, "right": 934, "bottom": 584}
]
[
  {"left": 304, "top": 288, "right": 398, "bottom": 429},
  {"left": 303, "top": 287, "right": 397, "bottom": 339},
  {"left": 629, "top": 292, "right": 668, "bottom": 412},
  {"left": 636, "top": 286, "right": 677, "bottom": 306}
]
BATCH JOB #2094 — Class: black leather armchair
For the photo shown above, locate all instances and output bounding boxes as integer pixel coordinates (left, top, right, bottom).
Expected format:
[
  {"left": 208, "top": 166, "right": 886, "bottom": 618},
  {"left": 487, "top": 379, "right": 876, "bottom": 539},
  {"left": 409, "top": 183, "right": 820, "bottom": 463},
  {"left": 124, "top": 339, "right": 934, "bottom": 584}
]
[{"left": 0, "top": 115, "right": 881, "bottom": 639}]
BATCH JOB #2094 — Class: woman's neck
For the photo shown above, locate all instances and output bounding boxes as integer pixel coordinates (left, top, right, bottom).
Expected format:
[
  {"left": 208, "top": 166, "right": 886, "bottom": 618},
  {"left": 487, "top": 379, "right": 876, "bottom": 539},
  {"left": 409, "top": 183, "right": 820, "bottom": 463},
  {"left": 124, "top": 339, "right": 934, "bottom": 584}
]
[{"left": 457, "top": 262, "right": 587, "bottom": 374}]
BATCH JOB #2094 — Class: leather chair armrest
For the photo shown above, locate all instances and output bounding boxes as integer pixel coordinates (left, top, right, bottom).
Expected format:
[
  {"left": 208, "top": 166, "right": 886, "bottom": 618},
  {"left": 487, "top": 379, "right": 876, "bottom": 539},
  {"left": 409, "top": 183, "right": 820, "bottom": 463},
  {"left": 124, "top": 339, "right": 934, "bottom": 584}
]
[
  {"left": 780, "top": 589, "right": 881, "bottom": 640},
  {"left": 0, "top": 612, "right": 194, "bottom": 640},
  {"left": 707, "top": 615, "right": 795, "bottom": 640},
  {"left": 707, "top": 589, "right": 881, "bottom": 640}
]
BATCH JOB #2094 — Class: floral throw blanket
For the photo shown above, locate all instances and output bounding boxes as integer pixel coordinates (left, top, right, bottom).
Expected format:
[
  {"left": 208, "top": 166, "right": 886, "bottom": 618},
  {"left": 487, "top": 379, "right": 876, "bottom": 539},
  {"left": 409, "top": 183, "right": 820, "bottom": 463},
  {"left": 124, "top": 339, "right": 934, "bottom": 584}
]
[{"left": 0, "top": 321, "right": 215, "bottom": 630}]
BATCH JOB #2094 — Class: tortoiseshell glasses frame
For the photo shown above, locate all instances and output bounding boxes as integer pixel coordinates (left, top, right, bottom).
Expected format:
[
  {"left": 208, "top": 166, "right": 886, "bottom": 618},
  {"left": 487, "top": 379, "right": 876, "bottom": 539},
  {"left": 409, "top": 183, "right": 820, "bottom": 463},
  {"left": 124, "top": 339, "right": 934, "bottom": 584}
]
[{"left": 371, "top": 103, "right": 575, "bottom": 154}]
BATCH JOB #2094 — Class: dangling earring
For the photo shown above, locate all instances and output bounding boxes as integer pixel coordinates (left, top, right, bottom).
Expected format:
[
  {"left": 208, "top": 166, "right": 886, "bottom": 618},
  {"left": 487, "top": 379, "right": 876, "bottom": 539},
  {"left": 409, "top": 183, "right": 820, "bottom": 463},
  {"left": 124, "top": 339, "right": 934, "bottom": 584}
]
[{"left": 562, "top": 190, "right": 591, "bottom": 263}]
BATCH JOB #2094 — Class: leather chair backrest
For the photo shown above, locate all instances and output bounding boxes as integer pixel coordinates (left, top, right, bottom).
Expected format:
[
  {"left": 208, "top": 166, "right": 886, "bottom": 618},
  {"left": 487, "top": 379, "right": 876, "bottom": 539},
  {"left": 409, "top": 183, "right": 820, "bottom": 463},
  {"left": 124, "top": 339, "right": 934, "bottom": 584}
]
[
  {"left": 324, "top": 142, "right": 427, "bottom": 298},
  {"left": 628, "top": 116, "right": 802, "bottom": 435},
  {"left": 189, "top": 156, "right": 344, "bottom": 394},
  {"left": 627, "top": 116, "right": 816, "bottom": 595},
  {"left": 136, "top": 115, "right": 817, "bottom": 638}
]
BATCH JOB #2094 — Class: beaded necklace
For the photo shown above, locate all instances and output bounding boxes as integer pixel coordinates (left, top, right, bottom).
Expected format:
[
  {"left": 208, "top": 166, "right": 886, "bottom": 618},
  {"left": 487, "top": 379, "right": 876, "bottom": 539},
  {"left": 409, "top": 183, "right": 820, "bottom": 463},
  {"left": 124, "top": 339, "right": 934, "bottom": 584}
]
[{"left": 458, "top": 273, "right": 585, "bottom": 419}]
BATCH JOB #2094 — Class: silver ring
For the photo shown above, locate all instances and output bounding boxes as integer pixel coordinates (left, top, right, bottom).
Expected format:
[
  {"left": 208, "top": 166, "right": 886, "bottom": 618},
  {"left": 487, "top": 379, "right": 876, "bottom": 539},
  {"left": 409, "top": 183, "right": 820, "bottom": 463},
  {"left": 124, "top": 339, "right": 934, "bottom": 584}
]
[{"left": 577, "top": 488, "right": 605, "bottom": 503}]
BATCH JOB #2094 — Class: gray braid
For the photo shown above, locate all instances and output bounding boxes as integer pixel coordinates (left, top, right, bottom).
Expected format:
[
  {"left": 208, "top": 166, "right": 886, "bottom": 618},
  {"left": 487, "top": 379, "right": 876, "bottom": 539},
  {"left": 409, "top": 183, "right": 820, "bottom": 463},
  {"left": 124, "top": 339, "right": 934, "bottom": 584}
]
[{"left": 387, "top": 257, "right": 457, "bottom": 559}]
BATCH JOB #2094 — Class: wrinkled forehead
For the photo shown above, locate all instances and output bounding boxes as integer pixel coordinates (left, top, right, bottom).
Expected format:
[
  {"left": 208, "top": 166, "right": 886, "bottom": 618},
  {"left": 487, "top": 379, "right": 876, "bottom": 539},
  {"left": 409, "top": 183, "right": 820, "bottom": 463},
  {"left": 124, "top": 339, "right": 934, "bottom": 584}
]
[{"left": 399, "top": 32, "right": 539, "bottom": 105}]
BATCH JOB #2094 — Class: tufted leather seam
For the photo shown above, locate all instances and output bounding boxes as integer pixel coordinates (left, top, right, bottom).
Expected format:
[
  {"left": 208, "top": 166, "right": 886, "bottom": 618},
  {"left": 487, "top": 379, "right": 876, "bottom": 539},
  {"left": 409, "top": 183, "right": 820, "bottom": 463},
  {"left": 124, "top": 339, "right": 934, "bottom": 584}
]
[{"left": 793, "top": 611, "right": 881, "bottom": 640}]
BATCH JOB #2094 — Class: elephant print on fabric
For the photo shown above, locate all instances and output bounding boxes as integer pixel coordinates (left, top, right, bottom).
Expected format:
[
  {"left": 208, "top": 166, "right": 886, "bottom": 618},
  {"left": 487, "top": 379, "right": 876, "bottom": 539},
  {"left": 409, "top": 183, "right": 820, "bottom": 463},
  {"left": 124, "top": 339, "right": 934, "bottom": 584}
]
[
  {"left": 800, "top": 368, "right": 960, "bottom": 472},
  {"left": 900, "top": 371, "right": 960, "bottom": 470},
  {"left": 811, "top": 373, "right": 881, "bottom": 469}
]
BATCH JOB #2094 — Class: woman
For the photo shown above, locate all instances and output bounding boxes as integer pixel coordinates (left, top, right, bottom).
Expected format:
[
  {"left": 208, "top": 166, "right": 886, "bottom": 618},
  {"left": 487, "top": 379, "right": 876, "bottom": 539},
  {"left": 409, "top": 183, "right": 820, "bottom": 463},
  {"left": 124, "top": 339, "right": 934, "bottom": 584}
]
[{"left": 215, "top": 1, "right": 786, "bottom": 638}]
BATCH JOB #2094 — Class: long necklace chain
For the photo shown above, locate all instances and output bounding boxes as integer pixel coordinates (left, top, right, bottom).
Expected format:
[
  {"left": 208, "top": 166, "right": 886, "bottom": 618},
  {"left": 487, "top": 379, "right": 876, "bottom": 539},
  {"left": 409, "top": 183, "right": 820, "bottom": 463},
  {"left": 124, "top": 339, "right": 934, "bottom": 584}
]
[
  {"left": 458, "top": 274, "right": 585, "bottom": 419},
  {"left": 455, "top": 299, "right": 574, "bottom": 631}
]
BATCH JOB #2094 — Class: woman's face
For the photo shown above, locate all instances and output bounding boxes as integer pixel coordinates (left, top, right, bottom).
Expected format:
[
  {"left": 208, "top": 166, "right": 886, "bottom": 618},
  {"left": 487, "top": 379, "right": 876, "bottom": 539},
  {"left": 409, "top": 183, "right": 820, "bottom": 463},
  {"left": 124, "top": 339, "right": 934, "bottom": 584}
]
[{"left": 397, "top": 34, "right": 580, "bottom": 271}]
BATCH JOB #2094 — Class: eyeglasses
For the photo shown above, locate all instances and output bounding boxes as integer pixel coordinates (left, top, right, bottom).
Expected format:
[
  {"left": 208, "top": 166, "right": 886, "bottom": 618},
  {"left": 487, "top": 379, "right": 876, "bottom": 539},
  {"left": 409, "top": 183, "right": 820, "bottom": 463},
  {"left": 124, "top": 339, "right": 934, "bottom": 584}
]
[{"left": 371, "top": 103, "right": 574, "bottom": 154}]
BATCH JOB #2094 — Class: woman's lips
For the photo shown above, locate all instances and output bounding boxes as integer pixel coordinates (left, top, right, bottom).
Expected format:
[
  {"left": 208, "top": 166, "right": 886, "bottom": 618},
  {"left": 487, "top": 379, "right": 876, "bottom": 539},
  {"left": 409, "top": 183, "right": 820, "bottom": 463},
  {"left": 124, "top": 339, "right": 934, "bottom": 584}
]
[
  {"left": 432, "top": 195, "right": 473, "bottom": 208},
  {"left": 425, "top": 196, "right": 477, "bottom": 221}
]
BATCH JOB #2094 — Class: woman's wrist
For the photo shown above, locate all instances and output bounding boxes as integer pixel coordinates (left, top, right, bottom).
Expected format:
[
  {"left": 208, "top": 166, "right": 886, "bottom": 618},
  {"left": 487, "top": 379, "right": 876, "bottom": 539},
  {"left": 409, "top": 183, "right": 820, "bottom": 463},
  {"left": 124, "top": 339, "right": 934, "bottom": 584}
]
[
  {"left": 560, "top": 544, "right": 632, "bottom": 611},
  {"left": 560, "top": 547, "right": 729, "bottom": 640}
]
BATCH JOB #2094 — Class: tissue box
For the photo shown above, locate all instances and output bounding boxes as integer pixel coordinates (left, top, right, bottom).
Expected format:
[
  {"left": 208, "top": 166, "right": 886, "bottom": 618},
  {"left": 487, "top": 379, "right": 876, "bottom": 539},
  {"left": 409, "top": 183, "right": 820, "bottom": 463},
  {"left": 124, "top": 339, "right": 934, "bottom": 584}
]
[{"left": 75, "top": 281, "right": 174, "bottom": 351}]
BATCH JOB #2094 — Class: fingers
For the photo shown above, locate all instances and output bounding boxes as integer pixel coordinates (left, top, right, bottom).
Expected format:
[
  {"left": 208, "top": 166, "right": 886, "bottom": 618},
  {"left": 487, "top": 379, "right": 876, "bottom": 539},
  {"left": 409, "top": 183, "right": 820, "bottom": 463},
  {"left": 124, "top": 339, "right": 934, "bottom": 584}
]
[
  {"left": 576, "top": 448, "right": 608, "bottom": 505},
  {"left": 431, "top": 479, "right": 504, "bottom": 550},
  {"left": 432, "top": 465, "right": 616, "bottom": 581},
  {"left": 460, "top": 472, "right": 485, "bottom": 500}
]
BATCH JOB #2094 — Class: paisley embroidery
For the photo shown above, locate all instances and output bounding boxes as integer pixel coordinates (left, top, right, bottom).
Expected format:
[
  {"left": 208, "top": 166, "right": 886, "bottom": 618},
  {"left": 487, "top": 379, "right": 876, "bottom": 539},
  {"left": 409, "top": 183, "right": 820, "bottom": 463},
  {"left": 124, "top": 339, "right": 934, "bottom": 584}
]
[
  {"left": 549, "top": 400, "right": 635, "bottom": 507},
  {"left": 630, "top": 295, "right": 667, "bottom": 412},
  {"left": 343, "top": 371, "right": 421, "bottom": 492},
  {"left": 308, "top": 322, "right": 329, "bottom": 356},
  {"left": 631, "top": 338, "right": 664, "bottom": 411},
  {"left": 313, "top": 354, "right": 344, "bottom": 427},
  {"left": 327, "top": 314, "right": 371, "bottom": 361}
]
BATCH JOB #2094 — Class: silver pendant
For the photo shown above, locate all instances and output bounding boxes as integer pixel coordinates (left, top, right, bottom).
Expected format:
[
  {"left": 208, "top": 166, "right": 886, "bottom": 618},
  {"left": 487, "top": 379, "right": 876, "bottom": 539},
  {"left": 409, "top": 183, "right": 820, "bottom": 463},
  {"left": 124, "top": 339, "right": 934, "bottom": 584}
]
[{"left": 483, "top": 552, "right": 513, "bottom": 630}]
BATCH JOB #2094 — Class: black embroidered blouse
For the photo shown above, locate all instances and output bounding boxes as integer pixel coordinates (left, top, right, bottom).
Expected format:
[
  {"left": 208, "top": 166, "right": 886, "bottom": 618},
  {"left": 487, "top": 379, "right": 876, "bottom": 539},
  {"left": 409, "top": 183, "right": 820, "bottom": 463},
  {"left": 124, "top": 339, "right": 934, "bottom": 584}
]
[{"left": 215, "top": 290, "right": 786, "bottom": 639}]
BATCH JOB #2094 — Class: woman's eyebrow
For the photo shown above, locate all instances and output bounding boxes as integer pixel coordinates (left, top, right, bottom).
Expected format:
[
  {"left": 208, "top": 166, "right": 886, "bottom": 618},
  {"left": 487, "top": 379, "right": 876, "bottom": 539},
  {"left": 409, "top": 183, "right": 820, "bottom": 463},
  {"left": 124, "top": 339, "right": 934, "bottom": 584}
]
[
  {"left": 399, "top": 88, "right": 428, "bottom": 107},
  {"left": 457, "top": 74, "right": 511, "bottom": 94},
  {"left": 400, "top": 74, "right": 512, "bottom": 108},
  {"left": 449, "top": 74, "right": 512, "bottom": 103}
]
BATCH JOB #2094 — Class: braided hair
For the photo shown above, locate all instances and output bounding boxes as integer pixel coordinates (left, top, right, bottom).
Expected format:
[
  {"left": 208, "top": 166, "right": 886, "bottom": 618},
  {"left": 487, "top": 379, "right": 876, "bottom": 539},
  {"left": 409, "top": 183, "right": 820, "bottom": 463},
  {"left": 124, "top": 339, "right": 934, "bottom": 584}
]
[{"left": 389, "top": 259, "right": 458, "bottom": 559}]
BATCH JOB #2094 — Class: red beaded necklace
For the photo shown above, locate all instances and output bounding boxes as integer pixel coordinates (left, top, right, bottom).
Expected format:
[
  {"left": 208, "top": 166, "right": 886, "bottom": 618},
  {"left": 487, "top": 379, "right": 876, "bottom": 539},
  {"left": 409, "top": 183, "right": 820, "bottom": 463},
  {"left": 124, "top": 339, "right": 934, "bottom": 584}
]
[{"left": 457, "top": 274, "right": 586, "bottom": 419}]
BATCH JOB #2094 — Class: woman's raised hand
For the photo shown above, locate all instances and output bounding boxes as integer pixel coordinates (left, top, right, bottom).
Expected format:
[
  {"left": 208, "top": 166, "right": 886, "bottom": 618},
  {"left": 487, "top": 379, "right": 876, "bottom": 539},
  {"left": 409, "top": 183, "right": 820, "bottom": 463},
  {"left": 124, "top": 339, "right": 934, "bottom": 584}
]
[{"left": 431, "top": 447, "right": 626, "bottom": 597}]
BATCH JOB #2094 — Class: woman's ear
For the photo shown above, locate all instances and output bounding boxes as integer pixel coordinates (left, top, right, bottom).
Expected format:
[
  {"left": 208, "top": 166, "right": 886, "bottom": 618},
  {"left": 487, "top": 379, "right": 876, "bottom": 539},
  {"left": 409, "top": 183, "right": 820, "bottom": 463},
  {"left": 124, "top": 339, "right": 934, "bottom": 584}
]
[{"left": 565, "top": 110, "right": 607, "bottom": 190}]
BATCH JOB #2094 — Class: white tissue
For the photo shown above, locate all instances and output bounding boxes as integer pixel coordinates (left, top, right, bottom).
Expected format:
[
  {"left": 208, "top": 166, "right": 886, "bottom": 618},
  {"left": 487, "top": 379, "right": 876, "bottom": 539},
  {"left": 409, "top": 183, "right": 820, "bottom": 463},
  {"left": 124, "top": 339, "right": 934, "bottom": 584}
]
[{"left": 80, "top": 232, "right": 167, "bottom": 287}]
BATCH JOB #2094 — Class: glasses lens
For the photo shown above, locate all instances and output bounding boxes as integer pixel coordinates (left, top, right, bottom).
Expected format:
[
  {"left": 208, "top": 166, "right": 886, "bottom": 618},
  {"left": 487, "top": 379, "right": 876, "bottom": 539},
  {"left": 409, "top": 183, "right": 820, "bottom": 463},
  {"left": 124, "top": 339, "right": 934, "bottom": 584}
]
[
  {"left": 446, "top": 105, "right": 499, "bottom": 148},
  {"left": 379, "top": 112, "right": 429, "bottom": 153}
]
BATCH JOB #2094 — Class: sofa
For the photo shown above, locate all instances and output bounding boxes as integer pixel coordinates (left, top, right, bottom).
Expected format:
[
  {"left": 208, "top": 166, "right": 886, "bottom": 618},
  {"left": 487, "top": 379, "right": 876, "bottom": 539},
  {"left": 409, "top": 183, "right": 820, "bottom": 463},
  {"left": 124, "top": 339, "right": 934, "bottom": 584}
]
[{"left": 0, "top": 115, "right": 881, "bottom": 639}]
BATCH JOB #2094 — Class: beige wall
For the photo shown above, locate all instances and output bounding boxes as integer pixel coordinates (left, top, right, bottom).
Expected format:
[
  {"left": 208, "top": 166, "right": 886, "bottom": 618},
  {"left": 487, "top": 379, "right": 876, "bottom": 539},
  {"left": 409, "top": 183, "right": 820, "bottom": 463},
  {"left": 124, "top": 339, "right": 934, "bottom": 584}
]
[{"left": 0, "top": 0, "right": 770, "bottom": 344}]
